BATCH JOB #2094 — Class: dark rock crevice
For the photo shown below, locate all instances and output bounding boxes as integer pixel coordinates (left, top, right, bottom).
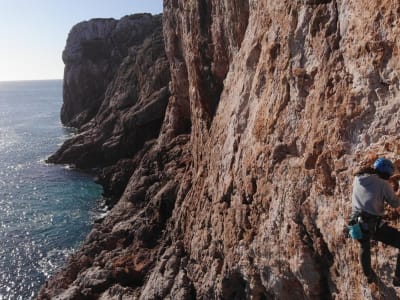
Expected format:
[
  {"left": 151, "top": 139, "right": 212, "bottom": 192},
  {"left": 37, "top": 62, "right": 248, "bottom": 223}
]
[{"left": 221, "top": 271, "right": 247, "bottom": 300}]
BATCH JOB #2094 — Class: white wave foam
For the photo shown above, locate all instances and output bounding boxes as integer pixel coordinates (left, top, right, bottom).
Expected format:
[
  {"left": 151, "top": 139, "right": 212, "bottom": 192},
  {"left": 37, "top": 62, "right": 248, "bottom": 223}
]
[{"left": 38, "top": 248, "right": 75, "bottom": 279}]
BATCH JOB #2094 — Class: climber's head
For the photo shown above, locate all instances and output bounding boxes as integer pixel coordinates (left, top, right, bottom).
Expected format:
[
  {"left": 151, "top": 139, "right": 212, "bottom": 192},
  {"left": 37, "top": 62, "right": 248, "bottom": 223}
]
[{"left": 373, "top": 158, "right": 394, "bottom": 179}]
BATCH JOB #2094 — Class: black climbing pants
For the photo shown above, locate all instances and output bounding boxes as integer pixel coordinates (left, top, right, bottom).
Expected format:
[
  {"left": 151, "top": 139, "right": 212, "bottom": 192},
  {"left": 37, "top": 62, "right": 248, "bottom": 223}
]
[{"left": 359, "top": 223, "right": 400, "bottom": 278}]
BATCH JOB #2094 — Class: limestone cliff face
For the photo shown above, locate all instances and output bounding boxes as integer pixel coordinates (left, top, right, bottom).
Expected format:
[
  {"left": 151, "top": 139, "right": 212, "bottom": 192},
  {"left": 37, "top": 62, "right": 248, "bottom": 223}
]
[
  {"left": 48, "top": 13, "right": 170, "bottom": 176},
  {"left": 40, "top": 1, "right": 400, "bottom": 299},
  {"left": 61, "top": 14, "right": 165, "bottom": 128}
]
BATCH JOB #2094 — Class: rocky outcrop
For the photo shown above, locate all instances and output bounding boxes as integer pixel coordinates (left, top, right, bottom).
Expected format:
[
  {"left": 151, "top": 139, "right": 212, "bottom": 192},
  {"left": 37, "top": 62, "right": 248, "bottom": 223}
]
[
  {"left": 48, "top": 13, "right": 170, "bottom": 174},
  {"left": 40, "top": 1, "right": 400, "bottom": 299},
  {"left": 60, "top": 14, "right": 165, "bottom": 128},
  {"left": 39, "top": 135, "right": 191, "bottom": 299}
]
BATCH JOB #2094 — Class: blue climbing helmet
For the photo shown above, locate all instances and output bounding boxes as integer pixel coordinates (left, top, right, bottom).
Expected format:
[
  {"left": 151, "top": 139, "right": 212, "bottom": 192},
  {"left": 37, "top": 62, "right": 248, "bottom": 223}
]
[{"left": 373, "top": 158, "right": 394, "bottom": 176}]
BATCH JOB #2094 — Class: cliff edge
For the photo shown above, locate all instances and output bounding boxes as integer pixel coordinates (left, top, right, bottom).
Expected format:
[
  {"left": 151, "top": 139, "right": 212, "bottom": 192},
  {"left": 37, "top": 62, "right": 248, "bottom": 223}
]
[{"left": 40, "top": 1, "right": 400, "bottom": 299}]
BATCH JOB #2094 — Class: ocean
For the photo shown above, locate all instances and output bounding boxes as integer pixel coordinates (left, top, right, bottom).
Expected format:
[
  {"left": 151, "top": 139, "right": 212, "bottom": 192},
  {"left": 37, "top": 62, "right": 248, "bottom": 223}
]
[{"left": 0, "top": 80, "right": 103, "bottom": 299}]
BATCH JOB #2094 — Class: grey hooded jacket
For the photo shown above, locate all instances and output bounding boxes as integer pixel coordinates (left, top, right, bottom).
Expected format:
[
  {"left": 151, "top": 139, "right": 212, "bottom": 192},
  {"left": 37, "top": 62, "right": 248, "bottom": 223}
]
[
  {"left": 352, "top": 173, "right": 400, "bottom": 216},
  {"left": 352, "top": 174, "right": 400, "bottom": 216}
]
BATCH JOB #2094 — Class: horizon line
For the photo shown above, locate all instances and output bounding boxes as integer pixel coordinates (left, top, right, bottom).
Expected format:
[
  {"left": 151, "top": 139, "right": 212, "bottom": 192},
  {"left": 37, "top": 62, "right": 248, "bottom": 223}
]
[{"left": 0, "top": 78, "right": 63, "bottom": 83}]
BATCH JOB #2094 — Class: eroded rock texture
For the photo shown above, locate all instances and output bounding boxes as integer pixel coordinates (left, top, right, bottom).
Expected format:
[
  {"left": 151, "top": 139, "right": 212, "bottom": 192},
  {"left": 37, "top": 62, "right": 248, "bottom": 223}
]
[{"left": 39, "top": 1, "right": 400, "bottom": 299}]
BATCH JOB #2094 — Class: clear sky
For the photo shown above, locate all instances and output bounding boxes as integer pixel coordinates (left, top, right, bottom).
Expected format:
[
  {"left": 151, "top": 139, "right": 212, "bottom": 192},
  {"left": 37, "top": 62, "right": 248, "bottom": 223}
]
[{"left": 0, "top": 1, "right": 163, "bottom": 82}]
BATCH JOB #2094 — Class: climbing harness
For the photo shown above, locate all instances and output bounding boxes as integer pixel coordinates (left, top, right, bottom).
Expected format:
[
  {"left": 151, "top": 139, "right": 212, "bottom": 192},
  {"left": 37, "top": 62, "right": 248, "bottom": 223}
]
[{"left": 348, "top": 211, "right": 382, "bottom": 240}]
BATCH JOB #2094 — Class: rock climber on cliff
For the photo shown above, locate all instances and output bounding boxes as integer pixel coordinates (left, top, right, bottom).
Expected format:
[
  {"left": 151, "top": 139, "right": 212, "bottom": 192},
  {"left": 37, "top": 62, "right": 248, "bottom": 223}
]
[{"left": 350, "top": 158, "right": 400, "bottom": 285}]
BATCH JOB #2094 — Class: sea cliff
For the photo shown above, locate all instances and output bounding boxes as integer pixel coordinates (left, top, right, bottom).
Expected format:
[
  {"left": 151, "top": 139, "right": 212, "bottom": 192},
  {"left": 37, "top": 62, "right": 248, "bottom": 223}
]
[{"left": 40, "top": 1, "right": 400, "bottom": 299}]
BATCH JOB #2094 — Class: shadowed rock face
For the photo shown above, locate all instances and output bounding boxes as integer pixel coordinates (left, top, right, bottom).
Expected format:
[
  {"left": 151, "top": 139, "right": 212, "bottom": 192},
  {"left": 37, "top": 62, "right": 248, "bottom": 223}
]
[
  {"left": 61, "top": 14, "right": 164, "bottom": 128},
  {"left": 48, "top": 14, "right": 170, "bottom": 172},
  {"left": 40, "top": 1, "right": 400, "bottom": 299}
]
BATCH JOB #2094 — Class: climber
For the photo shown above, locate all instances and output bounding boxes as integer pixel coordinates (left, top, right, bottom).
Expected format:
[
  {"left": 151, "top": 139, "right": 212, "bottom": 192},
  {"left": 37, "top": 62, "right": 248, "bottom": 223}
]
[{"left": 350, "top": 157, "right": 400, "bottom": 285}]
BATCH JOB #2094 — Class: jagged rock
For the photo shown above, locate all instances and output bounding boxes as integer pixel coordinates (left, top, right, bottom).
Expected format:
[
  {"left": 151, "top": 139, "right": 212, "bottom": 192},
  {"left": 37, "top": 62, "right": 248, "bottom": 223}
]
[
  {"left": 38, "top": 135, "right": 191, "bottom": 299},
  {"left": 97, "top": 159, "right": 135, "bottom": 204},
  {"left": 48, "top": 13, "right": 170, "bottom": 170},
  {"left": 61, "top": 13, "right": 162, "bottom": 128},
  {"left": 98, "top": 284, "right": 137, "bottom": 300},
  {"left": 40, "top": 1, "right": 400, "bottom": 300}
]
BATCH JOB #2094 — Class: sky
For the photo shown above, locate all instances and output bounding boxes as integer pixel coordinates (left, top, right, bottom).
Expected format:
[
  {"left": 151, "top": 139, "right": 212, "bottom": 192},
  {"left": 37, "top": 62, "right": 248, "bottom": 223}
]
[{"left": 0, "top": 1, "right": 163, "bottom": 82}]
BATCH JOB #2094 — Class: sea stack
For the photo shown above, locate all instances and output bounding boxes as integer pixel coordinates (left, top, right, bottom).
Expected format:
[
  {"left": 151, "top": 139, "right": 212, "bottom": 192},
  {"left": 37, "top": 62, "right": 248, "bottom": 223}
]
[{"left": 40, "top": 1, "right": 400, "bottom": 299}]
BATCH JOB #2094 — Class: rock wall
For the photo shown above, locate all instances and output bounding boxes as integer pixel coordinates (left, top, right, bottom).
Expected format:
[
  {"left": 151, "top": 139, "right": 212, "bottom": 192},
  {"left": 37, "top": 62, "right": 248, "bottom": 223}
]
[{"left": 39, "top": 1, "right": 400, "bottom": 299}]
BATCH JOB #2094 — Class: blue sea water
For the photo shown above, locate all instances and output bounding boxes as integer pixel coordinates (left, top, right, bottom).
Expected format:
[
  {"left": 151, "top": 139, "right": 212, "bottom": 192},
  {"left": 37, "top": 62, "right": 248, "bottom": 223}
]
[{"left": 0, "top": 80, "right": 103, "bottom": 299}]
